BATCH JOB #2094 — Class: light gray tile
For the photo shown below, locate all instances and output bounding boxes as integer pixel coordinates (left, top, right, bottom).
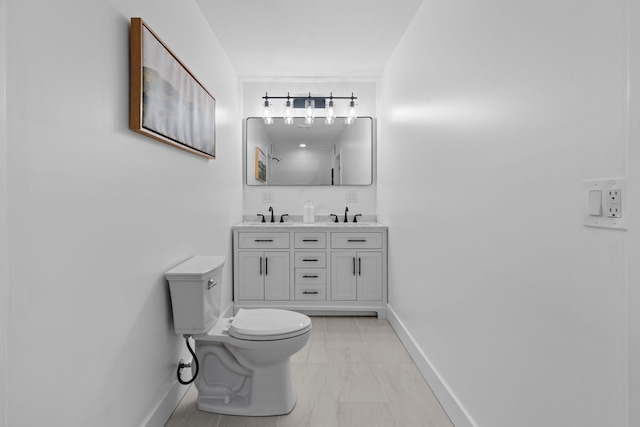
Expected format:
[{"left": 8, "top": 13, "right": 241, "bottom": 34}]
[
  {"left": 324, "top": 316, "right": 360, "bottom": 333},
  {"left": 279, "top": 364, "right": 340, "bottom": 427},
  {"left": 336, "top": 402, "right": 396, "bottom": 427},
  {"left": 216, "top": 415, "right": 278, "bottom": 426},
  {"left": 309, "top": 316, "right": 326, "bottom": 332},
  {"left": 374, "top": 364, "right": 454, "bottom": 427},
  {"left": 338, "top": 365, "right": 388, "bottom": 403},
  {"left": 326, "top": 345, "right": 373, "bottom": 365}
]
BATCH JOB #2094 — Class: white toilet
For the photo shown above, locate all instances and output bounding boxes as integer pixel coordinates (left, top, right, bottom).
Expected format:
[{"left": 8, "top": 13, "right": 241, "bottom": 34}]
[{"left": 165, "top": 255, "right": 311, "bottom": 416}]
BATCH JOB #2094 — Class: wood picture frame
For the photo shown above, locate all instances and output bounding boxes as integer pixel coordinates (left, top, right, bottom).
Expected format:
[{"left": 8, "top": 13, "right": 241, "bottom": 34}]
[
  {"left": 130, "top": 18, "right": 216, "bottom": 159},
  {"left": 255, "top": 147, "right": 267, "bottom": 182}
]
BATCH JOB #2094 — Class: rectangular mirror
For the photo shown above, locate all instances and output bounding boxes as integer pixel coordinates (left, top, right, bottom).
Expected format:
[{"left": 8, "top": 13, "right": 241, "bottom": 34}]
[{"left": 245, "top": 117, "right": 373, "bottom": 186}]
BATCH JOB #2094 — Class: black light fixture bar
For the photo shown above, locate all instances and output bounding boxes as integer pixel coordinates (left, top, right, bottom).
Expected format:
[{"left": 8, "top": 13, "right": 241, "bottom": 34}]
[{"left": 262, "top": 92, "right": 357, "bottom": 102}]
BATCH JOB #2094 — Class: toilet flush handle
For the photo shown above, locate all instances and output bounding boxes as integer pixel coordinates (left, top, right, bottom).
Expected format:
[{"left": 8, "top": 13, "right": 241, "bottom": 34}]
[{"left": 208, "top": 279, "right": 217, "bottom": 289}]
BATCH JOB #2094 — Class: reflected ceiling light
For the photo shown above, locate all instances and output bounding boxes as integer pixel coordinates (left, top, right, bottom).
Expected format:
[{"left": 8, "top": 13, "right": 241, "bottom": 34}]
[
  {"left": 260, "top": 92, "right": 358, "bottom": 126},
  {"left": 300, "top": 143, "right": 306, "bottom": 148}
]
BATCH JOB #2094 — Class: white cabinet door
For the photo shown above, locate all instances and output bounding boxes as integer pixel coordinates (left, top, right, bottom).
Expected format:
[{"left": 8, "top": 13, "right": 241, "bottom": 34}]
[
  {"left": 264, "top": 251, "right": 290, "bottom": 300},
  {"left": 238, "top": 251, "right": 290, "bottom": 301},
  {"left": 357, "top": 252, "right": 383, "bottom": 301},
  {"left": 238, "top": 251, "right": 264, "bottom": 300},
  {"left": 331, "top": 252, "right": 357, "bottom": 300}
]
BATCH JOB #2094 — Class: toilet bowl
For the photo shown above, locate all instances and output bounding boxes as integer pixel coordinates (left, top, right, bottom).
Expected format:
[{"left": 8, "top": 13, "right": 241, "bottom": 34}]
[
  {"left": 194, "top": 308, "right": 311, "bottom": 415},
  {"left": 165, "top": 256, "right": 312, "bottom": 416}
]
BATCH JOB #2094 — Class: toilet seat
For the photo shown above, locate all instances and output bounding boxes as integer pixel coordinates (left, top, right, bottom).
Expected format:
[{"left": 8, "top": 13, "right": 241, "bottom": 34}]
[{"left": 229, "top": 309, "right": 311, "bottom": 341}]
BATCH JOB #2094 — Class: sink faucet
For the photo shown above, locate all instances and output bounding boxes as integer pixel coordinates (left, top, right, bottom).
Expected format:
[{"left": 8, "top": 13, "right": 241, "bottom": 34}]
[
  {"left": 344, "top": 206, "right": 349, "bottom": 223},
  {"left": 330, "top": 214, "right": 339, "bottom": 223},
  {"left": 268, "top": 206, "right": 275, "bottom": 223},
  {"left": 353, "top": 214, "right": 362, "bottom": 223}
]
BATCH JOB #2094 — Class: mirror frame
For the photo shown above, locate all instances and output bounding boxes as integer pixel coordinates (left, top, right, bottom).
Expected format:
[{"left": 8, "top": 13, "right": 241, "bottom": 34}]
[{"left": 244, "top": 116, "right": 374, "bottom": 186}]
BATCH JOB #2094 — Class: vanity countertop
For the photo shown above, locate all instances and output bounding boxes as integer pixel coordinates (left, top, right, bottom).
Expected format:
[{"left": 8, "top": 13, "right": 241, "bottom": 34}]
[{"left": 233, "top": 221, "right": 387, "bottom": 229}]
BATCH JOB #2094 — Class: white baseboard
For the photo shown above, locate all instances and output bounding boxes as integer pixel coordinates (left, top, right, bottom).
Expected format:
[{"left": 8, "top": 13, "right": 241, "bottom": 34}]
[
  {"left": 143, "top": 379, "right": 189, "bottom": 427},
  {"left": 387, "top": 304, "right": 476, "bottom": 427}
]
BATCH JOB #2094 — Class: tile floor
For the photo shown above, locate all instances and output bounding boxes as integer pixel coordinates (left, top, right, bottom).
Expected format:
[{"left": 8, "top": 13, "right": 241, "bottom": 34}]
[{"left": 165, "top": 316, "right": 454, "bottom": 427}]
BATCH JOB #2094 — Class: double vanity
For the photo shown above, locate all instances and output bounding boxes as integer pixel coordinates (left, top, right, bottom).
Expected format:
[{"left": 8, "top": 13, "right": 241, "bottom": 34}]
[{"left": 233, "top": 220, "right": 388, "bottom": 318}]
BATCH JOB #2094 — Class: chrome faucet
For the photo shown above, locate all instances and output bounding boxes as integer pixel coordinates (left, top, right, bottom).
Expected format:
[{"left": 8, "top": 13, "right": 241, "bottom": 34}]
[
  {"left": 344, "top": 206, "right": 349, "bottom": 222},
  {"left": 268, "top": 206, "right": 275, "bottom": 223}
]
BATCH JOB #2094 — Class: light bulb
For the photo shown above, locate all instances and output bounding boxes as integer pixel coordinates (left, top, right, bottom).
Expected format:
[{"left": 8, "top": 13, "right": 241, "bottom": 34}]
[
  {"left": 284, "top": 98, "right": 293, "bottom": 124},
  {"left": 263, "top": 99, "right": 272, "bottom": 125},
  {"left": 305, "top": 98, "right": 315, "bottom": 125},
  {"left": 346, "top": 99, "right": 356, "bottom": 125},
  {"left": 325, "top": 99, "right": 335, "bottom": 125}
]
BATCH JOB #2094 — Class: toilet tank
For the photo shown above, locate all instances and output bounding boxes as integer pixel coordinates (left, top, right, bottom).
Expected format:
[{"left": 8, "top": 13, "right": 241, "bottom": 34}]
[{"left": 165, "top": 256, "right": 225, "bottom": 335}]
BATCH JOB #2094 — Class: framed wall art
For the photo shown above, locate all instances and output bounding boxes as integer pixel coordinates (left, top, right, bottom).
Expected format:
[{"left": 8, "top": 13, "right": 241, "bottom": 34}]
[
  {"left": 255, "top": 147, "right": 266, "bottom": 182},
  {"left": 130, "top": 18, "right": 216, "bottom": 159}
]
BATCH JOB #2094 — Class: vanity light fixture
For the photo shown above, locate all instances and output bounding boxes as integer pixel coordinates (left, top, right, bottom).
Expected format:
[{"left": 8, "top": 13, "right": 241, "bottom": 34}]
[{"left": 261, "top": 92, "right": 358, "bottom": 126}]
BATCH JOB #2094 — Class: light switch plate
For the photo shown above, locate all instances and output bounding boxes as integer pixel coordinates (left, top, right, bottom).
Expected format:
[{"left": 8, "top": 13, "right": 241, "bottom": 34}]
[{"left": 582, "top": 178, "right": 627, "bottom": 230}]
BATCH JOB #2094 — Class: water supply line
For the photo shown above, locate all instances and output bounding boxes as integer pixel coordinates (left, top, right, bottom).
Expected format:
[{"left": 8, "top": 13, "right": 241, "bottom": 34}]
[{"left": 177, "top": 335, "right": 199, "bottom": 385}]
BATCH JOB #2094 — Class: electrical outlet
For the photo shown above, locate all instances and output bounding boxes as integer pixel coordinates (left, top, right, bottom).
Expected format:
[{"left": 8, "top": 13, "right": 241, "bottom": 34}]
[
  {"left": 607, "top": 189, "right": 621, "bottom": 218},
  {"left": 262, "top": 191, "right": 273, "bottom": 204},
  {"left": 582, "top": 178, "right": 627, "bottom": 230},
  {"left": 346, "top": 191, "right": 358, "bottom": 203}
]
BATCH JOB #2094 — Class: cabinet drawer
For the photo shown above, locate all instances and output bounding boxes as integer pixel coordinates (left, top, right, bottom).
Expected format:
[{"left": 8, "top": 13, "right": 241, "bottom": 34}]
[
  {"left": 294, "top": 252, "right": 326, "bottom": 268},
  {"left": 295, "top": 285, "right": 326, "bottom": 301},
  {"left": 295, "top": 269, "right": 327, "bottom": 285},
  {"left": 294, "top": 232, "right": 326, "bottom": 249},
  {"left": 238, "top": 232, "right": 289, "bottom": 249},
  {"left": 331, "top": 232, "right": 383, "bottom": 249}
]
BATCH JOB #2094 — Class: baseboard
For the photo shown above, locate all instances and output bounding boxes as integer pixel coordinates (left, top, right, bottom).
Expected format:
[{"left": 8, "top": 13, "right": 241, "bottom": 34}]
[
  {"left": 144, "top": 302, "right": 235, "bottom": 427},
  {"left": 387, "top": 305, "right": 476, "bottom": 427},
  {"left": 143, "top": 378, "right": 190, "bottom": 427}
]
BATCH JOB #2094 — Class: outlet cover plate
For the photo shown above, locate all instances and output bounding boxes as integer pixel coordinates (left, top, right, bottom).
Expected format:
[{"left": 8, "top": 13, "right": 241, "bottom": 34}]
[
  {"left": 582, "top": 178, "right": 627, "bottom": 230},
  {"left": 262, "top": 191, "right": 273, "bottom": 204}
]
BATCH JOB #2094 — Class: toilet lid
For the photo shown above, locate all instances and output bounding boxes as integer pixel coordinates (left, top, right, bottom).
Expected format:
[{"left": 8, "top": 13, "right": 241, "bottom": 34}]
[{"left": 229, "top": 309, "right": 311, "bottom": 340}]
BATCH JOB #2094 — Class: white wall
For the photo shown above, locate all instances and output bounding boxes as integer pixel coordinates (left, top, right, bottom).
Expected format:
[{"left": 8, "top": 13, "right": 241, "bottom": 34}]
[
  {"left": 379, "top": 1, "right": 629, "bottom": 426},
  {"left": 628, "top": 1, "right": 640, "bottom": 425},
  {"left": 5, "top": 1, "right": 241, "bottom": 426},
  {"left": 242, "top": 80, "right": 377, "bottom": 219},
  {"left": 0, "top": 1, "right": 8, "bottom": 426}
]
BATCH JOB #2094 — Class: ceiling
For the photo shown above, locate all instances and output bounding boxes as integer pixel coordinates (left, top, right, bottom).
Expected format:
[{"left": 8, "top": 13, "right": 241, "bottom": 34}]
[{"left": 195, "top": 0, "right": 424, "bottom": 78}]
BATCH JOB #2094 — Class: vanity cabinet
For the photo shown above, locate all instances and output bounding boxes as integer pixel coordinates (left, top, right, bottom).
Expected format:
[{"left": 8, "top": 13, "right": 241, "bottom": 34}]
[
  {"left": 331, "top": 252, "right": 382, "bottom": 301},
  {"left": 237, "top": 251, "right": 290, "bottom": 300},
  {"left": 233, "top": 225, "right": 388, "bottom": 318},
  {"left": 236, "top": 232, "right": 290, "bottom": 301}
]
